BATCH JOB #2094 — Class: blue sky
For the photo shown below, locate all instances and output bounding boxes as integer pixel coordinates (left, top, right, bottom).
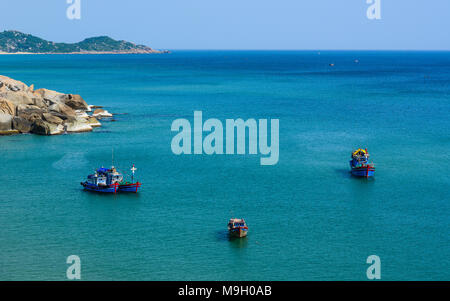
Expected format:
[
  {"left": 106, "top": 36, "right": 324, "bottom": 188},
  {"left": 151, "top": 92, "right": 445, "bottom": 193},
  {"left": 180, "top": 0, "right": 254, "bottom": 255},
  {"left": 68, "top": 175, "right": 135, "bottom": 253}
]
[{"left": 1, "top": 0, "right": 449, "bottom": 50}]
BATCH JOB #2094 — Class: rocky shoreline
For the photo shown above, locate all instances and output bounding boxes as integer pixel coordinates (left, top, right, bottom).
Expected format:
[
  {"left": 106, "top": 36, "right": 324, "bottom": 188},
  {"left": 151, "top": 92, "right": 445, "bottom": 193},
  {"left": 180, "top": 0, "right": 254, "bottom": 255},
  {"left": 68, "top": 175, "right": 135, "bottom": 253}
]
[{"left": 0, "top": 75, "right": 113, "bottom": 136}]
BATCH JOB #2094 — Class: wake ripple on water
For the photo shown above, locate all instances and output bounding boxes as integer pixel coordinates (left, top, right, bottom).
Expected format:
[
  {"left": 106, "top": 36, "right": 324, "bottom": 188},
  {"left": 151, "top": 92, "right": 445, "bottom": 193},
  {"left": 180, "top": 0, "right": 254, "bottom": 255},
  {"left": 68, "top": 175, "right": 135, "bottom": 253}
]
[{"left": 52, "top": 152, "right": 88, "bottom": 170}]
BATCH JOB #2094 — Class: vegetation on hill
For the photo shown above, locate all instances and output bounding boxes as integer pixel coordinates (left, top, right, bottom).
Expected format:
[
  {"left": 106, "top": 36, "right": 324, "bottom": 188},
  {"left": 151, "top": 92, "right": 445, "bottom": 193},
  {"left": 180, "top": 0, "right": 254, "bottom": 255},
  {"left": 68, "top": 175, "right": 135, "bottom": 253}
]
[{"left": 0, "top": 30, "right": 157, "bottom": 53}]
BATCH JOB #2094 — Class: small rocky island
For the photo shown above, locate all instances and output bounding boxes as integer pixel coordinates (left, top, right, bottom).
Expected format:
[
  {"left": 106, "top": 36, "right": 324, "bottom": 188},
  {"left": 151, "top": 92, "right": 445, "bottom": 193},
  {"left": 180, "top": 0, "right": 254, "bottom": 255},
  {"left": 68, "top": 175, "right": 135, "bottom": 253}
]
[
  {"left": 0, "top": 30, "right": 168, "bottom": 54},
  {"left": 0, "top": 75, "right": 113, "bottom": 135}
]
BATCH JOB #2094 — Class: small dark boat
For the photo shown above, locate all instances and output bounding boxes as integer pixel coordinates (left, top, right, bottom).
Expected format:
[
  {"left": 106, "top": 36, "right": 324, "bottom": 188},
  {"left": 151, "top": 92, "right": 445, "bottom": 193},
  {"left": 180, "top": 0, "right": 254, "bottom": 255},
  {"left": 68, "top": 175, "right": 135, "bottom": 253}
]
[
  {"left": 81, "top": 165, "right": 141, "bottom": 194},
  {"left": 227, "top": 218, "right": 248, "bottom": 238},
  {"left": 350, "top": 148, "right": 375, "bottom": 178}
]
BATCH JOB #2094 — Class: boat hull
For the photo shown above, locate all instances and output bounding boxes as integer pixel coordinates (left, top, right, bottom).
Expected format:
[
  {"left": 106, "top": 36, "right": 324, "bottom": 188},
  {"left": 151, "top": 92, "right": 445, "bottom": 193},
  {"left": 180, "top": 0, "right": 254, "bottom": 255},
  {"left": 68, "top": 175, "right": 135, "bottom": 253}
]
[
  {"left": 229, "top": 227, "right": 248, "bottom": 238},
  {"left": 350, "top": 166, "right": 375, "bottom": 178},
  {"left": 118, "top": 182, "right": 141, "bottom": 193},
  {"left": 81, "top": 182, "right": 119, "bottom": 193}
]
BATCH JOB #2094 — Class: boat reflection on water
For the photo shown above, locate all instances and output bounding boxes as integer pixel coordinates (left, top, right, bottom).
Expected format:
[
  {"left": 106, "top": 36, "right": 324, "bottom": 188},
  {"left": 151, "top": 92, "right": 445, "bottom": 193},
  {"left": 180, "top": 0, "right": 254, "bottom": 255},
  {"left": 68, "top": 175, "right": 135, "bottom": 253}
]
[{"left": 228, "top": 235, "right": 248, "bottom": 249}]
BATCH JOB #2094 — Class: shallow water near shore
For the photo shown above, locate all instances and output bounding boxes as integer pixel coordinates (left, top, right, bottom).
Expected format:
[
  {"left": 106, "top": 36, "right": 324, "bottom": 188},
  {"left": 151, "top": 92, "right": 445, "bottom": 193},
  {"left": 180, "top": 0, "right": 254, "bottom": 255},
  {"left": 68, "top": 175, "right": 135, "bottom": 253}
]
[{"left": 0, "top": 51, "right": 449, "bottom": 280}]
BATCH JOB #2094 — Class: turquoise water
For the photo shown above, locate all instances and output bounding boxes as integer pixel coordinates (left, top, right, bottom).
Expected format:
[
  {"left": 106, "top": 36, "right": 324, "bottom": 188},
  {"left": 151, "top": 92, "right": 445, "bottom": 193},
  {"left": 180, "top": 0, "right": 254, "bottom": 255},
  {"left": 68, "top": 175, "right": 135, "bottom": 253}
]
[{"left": 0, "top": 51, "right": 449, "bottom": 280}]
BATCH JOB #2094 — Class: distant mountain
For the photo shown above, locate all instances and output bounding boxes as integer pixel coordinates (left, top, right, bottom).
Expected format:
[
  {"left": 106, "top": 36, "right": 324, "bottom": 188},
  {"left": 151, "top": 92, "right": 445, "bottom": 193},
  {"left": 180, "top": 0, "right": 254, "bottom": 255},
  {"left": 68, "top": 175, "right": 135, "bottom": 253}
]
[{"left": 0, "top": 30, "right": 166, "bottom": 54}]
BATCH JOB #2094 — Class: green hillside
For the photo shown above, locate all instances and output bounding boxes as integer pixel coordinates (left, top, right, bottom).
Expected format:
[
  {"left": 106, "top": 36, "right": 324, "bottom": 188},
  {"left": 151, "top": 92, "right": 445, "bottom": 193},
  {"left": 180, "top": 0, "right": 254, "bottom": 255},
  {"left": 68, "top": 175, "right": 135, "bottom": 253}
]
[{"left": 0, "top": 30, "right": 156, "bottom": 53}]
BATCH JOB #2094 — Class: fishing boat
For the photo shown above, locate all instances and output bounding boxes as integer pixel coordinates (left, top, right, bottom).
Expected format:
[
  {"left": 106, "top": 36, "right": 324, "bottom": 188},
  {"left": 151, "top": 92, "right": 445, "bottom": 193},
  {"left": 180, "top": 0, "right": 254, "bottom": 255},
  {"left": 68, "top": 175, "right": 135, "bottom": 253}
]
[
  {"left": 81, "top": 165, "right": 141, "bottom": 194},
  {"left": 117, "top": 164, "right": 141, "bottom": 193},
  {"left": 227, "top": 218, "right": 248, "bottom": 238},
  {"left": 81, "top": 167, "right": 122, "bottom": 193},
  {"left": 350, "top": 148, "right": 375, "bottom": 178}
]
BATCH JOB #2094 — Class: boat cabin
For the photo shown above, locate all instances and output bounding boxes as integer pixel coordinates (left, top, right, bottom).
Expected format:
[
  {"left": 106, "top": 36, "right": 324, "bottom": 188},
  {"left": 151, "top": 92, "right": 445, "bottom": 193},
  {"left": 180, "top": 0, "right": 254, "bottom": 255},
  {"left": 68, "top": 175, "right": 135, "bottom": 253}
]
[
  {"left": 87, "top": 173, "right": 107, "bottom": 186},
  {"left": 86, "top": 167, "right": 123, "bottom": 186},
  {"left": 228, "top": 218, "right": 247, "bottom": 229},
  {"left": 351, "top": 148, "right": 370, "bottom": 165},
  {"left": 106, "top": 167, "right": 123, "bottom": 184}
]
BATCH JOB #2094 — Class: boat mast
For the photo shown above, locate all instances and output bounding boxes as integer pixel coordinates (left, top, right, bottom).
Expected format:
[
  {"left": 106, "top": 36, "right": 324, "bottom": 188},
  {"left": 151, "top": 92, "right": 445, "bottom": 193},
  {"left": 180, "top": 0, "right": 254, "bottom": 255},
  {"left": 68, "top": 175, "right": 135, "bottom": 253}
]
[
  {"left": 131, "top": 164, "right": 137, "bottom": 183},
  {"left": 112, "top": 148, "right": 114, "bottom": 168}
]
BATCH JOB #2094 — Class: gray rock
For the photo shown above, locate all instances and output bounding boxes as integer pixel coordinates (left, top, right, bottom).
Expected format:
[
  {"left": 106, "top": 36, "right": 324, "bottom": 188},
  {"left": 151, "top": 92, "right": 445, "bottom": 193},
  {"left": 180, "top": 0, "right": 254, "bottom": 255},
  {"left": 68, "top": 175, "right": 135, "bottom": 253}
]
[
  {"left": 30, "top": 119, "right": 49, "bottom": 135},
  {"left": 12, "top": 116, "right": 31, "bottom": 133},
  {"left": 93, "top": 108, "right": 113, "bottom": 118},
  {"left": 48, "top": 103, "right": 76, "bottom": 117},
  {"left": 65, "top": 117, "right": 93, "bottom": 133},
  {"left": 48, "top": 111, "right": 70, "bottom": 121},
  {"left": 0, "top": 91, "right": 35, "bottom": 106},
  {"left": 33, "top": 96, "right": 47, "bottom": 108},
  {"left": 61, "top": 94, "right": 89, "bottom": 110},
  {"left": 87, "top": 116, "right": 102, "bottom": 127},
  {"left": 16, "top": 105, "right": 44, "bottom": 123},
  {"left": 0, "top": 75, "right": 29, "bottom": 92},
  {"left": 0, "top": 97, "right": 15, "bottom": 115},
  {"left": 0, "top": 113, "right": 13, "bottom": 131},
  {"left": 43, "top": 112, "right": 64, "bottom": 125},
  {"left": 31, "top": 119, "right": 64, "bottom": 135},
  {"left": 33, "top": 88, "right": 63, "bottom": 104}
]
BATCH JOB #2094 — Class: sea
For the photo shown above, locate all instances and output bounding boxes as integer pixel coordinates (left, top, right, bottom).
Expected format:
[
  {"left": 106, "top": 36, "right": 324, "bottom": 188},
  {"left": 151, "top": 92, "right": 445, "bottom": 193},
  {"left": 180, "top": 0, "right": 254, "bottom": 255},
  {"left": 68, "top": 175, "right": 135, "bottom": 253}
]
[{"left": 0, "top": 51, "right": 449, "bottom": 280}]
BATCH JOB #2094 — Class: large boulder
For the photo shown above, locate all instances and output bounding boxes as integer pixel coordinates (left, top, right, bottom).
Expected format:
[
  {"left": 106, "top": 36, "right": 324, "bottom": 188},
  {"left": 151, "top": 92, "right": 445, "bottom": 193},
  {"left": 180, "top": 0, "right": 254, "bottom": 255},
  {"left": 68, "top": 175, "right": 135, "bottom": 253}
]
[
  {"left": 48, "top": 102, "right": 76, "bottom": 117},
  {"left": 0, "top": 77, "right": 46, "bottom": 108},
  {"left": 0, "top": 113, "right": 18, "bottom": 135},
  {"left": 48, "top": 111, "right": 70, "bottom": 121},
  {"left": 43, "top": 112, "right": 64, "bottom": 125},
  {"left": 34, "top": 88, "right": 64, "bottom": 104},
  {"left": 75, "top": 110, "right": 90, "bottom": 119},
  {"left": 0, "top": 75, "right": 28, "bottom": 92},
  {"left": 0, "top": 113, "right": 13, "bottom": 131},
  {"left": 61, "top": 94, "right": 89, "bottom": 110},
  {"left": 16, "top": 105, "right": 45, "bottom": 123},
  {"left": 87, "top": 116, "right": 101, "bottom": 128},
  {"left": 0, "top": 97, "right": 15, "bottom": 115},
  {"left": 12, "top": 116, "right": 32, "bottom": 133},
  {"left": 0, "top": 90, "right": 35, "bottom": 106},
  {"left": 33, "top": 95, "right": 46, "bottom": 108},
  {"left": 34, "top": 89, "right": 88, "bottom": 110},
  {"left": 30, "top": 119, "right": 49, "bottom": 135},
  {"left": 65, "top": 117, "right": 93, "bottom": 133},
  {"left": 93, "top": 108, "right": 113, "bottom": 118},
  {"left": 49, "top": 123, "right": 64, "bottom": 135},
  {"left": 31, "top": 119, "right": 64, "bottom": 135}
]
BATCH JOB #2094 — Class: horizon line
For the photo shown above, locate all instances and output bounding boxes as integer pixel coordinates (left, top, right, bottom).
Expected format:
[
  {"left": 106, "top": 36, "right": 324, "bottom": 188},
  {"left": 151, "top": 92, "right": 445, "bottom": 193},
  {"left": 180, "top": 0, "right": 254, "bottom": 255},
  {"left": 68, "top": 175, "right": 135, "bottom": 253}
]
[{"left": 164, "top": 49, "right": 450, "bottom": 52}]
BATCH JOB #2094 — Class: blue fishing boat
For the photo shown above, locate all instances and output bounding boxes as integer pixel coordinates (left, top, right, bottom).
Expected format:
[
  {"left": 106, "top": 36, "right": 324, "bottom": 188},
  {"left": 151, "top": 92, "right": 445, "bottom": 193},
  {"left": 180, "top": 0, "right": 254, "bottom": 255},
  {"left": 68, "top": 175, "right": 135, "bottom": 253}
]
[
  {"left": 350, "top": 148, "right": 375, "bottom": 178},
  {"left": 81, "top": 165, "right": 141, "bottom": 194}
]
